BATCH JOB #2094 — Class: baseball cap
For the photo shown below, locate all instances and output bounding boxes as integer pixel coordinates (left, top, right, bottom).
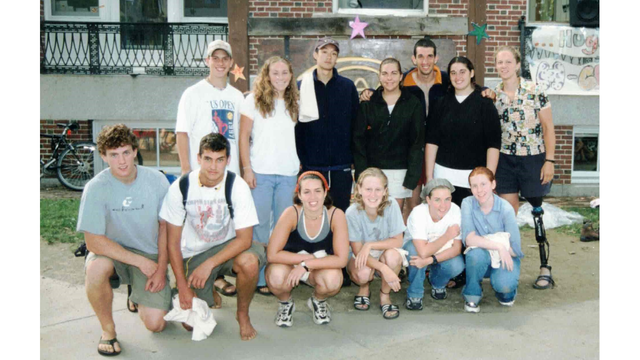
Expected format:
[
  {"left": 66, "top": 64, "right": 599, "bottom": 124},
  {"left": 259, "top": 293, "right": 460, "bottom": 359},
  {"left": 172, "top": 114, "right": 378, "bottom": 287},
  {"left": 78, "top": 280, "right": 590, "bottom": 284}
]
[
  {"left": 314, "top": 36, "right": 340, "bottom": 53},
  {"left": 421, "top": 178, "right": 455, "bottom": 200},
  {"left": 207, "top": 40, "right": 232, "bottom": 57}
]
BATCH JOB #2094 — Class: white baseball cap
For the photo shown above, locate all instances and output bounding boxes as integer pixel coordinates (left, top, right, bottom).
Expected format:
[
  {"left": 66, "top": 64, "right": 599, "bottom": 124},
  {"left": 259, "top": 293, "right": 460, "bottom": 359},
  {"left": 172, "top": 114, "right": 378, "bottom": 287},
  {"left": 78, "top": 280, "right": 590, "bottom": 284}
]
[{"left": 207, "top": 40, "right": 232, "bottom": 57}]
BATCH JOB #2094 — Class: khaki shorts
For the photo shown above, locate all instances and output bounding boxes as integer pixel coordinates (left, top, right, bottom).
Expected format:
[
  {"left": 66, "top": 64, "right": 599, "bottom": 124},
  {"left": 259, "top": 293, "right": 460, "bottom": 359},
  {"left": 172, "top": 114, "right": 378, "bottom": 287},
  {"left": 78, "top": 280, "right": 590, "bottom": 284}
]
[
  {"left": 182, "top": 241, "right": 266, "bottom": 307},
  {"left": 85, "top": 247, "right": 172, "bottom": 311}
]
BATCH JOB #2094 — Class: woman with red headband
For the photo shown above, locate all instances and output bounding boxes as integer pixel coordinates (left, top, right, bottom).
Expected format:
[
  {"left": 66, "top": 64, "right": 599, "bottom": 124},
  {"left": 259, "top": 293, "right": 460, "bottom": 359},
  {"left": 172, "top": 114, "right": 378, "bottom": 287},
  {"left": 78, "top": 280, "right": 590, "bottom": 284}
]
[{"left": 265, "top": 171, "right": 349, "bottom": 327}]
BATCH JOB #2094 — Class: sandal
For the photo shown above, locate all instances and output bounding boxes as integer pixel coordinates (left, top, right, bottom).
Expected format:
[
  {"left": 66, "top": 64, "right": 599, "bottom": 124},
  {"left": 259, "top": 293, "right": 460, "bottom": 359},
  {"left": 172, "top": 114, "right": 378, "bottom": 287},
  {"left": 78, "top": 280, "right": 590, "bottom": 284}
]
[
  {"left": 353, "top": 293, "right": 371, "bottom": 311},
  {"left": 97, "top": 337, "right": 121, "bottom": 357},
  {"left": 126, "top": 285, "right": 138, "bottom": 313},
  {"left": 214, "top": 276, "right": 237, "bottom": 297},
  {"left": 533, "top": 265, "right": 555, "bottom": 290},
  {"left": 256, "top": 285, "right": 273, "bottom": 296},
  {"left": 379, "top": 290, "right": 399, "bottom": 319}
]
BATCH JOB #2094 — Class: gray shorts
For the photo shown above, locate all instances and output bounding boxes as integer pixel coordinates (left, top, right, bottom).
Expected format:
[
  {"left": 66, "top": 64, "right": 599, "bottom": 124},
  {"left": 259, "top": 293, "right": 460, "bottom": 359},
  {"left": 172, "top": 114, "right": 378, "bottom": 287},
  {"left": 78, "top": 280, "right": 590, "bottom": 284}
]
[
  {"left": 182, "top": 241, "right": 266, "bottom": 307},
  {"left": 85, "top": 247, "right": 172, "bottom": 311}
]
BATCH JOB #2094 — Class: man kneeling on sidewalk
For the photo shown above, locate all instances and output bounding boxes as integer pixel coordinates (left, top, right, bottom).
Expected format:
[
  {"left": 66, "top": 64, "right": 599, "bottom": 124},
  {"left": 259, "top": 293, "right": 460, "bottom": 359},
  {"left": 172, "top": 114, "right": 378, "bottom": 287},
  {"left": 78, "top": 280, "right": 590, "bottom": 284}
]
[
  {"left": 78, "top": 124, "right": 171, "bottom": 356},
  {"left": 160, "top": 133, "right": 264, "bottom": 341}
]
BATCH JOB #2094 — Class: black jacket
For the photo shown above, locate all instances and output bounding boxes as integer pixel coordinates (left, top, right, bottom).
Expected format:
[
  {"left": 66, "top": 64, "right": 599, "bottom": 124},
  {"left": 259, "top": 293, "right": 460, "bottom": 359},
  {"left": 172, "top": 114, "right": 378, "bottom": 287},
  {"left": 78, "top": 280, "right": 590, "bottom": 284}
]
[{"left": 353, "top": 87, "right": 425, "bottom": 189}]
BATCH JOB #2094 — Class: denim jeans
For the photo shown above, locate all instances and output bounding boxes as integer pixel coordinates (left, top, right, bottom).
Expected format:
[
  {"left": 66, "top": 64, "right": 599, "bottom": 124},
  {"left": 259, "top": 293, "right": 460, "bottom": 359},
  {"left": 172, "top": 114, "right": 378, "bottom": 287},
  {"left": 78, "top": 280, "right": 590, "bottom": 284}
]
[
  {"left": 403, "top": 241, "right": 465, "bottom": 299},
  {"left": 462, "top": 247, "right": 521, "bottom": 304},
  {"left": 252, "top": 173, "right": 297, "bottom": 286}
]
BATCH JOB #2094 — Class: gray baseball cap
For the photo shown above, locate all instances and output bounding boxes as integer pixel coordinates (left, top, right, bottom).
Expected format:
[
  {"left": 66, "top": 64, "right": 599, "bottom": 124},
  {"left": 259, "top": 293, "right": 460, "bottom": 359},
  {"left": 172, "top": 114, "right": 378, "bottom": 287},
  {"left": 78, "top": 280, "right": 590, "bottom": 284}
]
[
  {"left": 314, "top": 36, "right": 340, "bottom": 53},
  {"left": 421, "top": 178, "right": 455, "bottom": 200},
  {"left": 207, "top": 40, "right": 232, "bottom": 57}
]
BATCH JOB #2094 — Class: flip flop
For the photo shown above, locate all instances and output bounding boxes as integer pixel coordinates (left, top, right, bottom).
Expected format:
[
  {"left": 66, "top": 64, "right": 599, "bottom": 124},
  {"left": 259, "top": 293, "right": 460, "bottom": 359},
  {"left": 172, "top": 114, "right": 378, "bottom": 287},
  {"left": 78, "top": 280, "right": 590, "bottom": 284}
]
[
  {"left": 126, "top": 285, "right": 138, "bottom": 313},
  {"left": 353, "top": 293, "right": 371, "bottom": 311},
  {"left": 97, "top": 337, "right": 121, "bottom": 357},
  {"left": 256, "top": 285, "right": 273, "bottom": 296},
  {"left": 380, "top": 304, "right": 400, "bottom": 320},
  {"left": 214, "top": 277, "right": 237, "bottom": 297}
]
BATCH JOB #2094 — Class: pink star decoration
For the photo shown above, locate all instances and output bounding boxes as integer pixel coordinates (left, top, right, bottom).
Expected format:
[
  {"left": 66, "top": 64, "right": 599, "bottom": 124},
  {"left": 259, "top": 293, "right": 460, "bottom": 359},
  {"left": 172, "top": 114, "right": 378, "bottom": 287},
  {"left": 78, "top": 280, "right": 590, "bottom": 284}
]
[{"left": 349, "top": 16, "right": 368, "bottom": 40}]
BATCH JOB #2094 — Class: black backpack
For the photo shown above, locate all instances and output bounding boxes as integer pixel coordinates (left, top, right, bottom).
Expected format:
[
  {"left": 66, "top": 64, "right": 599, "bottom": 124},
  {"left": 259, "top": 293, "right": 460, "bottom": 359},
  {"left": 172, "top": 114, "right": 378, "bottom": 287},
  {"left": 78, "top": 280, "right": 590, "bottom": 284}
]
[{"left": 178, "top": 170, "right": 236, "bottom": 220}]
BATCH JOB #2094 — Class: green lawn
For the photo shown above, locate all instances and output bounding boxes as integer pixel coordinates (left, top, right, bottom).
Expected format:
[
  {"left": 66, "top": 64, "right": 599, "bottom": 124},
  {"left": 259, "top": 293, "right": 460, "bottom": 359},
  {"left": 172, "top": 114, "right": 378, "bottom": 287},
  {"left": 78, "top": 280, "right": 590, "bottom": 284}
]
[{"left": 40, "top": 198, "right": 84, "bottom": 244}]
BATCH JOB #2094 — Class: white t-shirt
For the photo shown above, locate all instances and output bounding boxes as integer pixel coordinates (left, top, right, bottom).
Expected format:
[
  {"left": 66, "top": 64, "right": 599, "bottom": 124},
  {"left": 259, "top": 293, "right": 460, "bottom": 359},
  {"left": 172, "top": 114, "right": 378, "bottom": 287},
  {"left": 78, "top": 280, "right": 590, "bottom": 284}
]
[
  {"left": 176, "top": 79, "right": 244, "bottom": 175},
  {"left": 159, "top": 171, "right": 258, "bottom": 258},
  {"left": 239, "top": 93, "right": 300, "bottom": 176},
  {"left": 405, "top": 202, "right": 462, "bottom": 243}
]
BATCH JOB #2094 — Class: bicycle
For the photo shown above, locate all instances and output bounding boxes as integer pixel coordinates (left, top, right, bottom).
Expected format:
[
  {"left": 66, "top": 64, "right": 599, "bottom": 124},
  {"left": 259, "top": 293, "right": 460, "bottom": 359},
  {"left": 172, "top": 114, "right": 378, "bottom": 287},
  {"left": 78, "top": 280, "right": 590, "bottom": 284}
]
[{"left": 40, "top": 121, "right": 143, "bottom": 191}]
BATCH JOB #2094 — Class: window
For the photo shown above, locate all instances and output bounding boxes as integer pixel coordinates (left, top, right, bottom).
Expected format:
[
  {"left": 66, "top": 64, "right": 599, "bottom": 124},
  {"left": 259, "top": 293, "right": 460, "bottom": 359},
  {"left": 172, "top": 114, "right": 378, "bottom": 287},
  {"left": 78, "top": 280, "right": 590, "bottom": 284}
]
[
  {"left": 572, "top": 126, "right": 599, "bottom": 184},
  {"left": 184, "top": 0, "right": 227, "bottom": 18},
  {"left": 120, "top": 0, "right": 168, "bottom": 50},
  {"left": 132, "top": 127, "right": 179, "bottom": 169},
  {"left": 333, "top": 0, "right": 428, "bottom": 16},
  {"left": 527, "top": 0, "right": 570, "bottom": 23},
  {"left": 45, "top": 0, "right": 107, "bottom": 21}
]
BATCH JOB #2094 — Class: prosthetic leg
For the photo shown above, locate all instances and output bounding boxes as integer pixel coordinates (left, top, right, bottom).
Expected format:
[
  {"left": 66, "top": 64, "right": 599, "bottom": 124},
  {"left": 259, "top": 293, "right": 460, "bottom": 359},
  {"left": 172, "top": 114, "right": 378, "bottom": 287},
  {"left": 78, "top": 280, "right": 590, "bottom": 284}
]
[{"left": 528, "top": 197, "right": 555, "bottom": 289}]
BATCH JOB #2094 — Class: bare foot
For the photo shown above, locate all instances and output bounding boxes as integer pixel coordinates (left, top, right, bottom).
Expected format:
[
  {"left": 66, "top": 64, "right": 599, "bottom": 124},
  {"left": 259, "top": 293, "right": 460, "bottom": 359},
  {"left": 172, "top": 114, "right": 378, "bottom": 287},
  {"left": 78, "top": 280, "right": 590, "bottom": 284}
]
[
  {"left": 236, "top": 312, "right": 257, "bottom": 341},
  {"left": 211, "top": 290, "right": 222, "bottom": 309},
  {"left": 98, "top": 331, "right": 121, "bottom": 355}
]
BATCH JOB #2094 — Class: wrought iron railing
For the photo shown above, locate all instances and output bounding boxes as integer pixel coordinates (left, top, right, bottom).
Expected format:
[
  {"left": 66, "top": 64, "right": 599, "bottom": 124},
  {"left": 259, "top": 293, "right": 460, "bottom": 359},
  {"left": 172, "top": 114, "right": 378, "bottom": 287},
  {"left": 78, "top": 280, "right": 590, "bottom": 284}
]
[{"left": 40, "top": 21, "right": 229, "bottom": 76}]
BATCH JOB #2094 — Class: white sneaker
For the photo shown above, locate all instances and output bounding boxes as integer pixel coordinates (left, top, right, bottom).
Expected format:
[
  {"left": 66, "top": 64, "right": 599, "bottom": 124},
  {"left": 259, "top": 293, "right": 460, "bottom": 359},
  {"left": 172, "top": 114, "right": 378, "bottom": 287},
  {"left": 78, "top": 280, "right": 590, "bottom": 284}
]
[
  {"left": 307, "top": 297, "right": 331, "bottom": 325},
  {"left": 499, "top": 290, "right": 517, "bottom": 307},
  {"left": 464, "top": 301, "right": 480, "bottom": 313},
  {"left": 275, "top": 299, "right": 295, "bottom": 327}
]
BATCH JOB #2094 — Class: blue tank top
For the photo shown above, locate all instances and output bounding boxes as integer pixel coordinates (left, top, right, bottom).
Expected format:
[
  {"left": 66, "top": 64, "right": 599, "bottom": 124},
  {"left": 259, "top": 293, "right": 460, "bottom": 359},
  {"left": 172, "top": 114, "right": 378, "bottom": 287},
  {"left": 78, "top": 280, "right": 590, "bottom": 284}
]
[{"left": 283, "top": 206, "right": 335, "bottom": 255}]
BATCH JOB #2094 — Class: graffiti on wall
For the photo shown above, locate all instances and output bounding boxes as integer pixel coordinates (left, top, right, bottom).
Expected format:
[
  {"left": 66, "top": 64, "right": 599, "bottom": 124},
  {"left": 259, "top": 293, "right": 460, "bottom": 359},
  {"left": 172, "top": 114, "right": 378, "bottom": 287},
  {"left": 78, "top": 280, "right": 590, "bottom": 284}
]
[{"left": 522, "top": 25, "right": 599, "bottom": 95}]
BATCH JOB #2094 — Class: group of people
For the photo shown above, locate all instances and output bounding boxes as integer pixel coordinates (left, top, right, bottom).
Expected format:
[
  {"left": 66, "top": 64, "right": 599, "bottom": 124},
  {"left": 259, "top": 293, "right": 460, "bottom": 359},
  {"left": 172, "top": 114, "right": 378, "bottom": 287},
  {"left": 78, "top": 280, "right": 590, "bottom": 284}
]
[{"left": 77, "top": 36, "right": 557, "bottom": 356}]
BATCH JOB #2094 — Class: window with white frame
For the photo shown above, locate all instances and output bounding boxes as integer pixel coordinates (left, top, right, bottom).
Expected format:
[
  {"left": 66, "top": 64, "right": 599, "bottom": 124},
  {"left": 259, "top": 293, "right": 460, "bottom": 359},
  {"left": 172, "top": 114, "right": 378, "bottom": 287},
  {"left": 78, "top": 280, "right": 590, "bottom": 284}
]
[
  {"left": 334, "top": 0, "right": 428, "bottom": 16},
  {"left": 572, "top": 126, "right": 599, "bottom": 184},
  {"left": 94, "top": 122, "right": 180, "bottom": 174},
  {"left": 527, "top": 0, "right": 571, "bottom": 23},
  {"left": 45, "top": 0, "right": 109, "bottom": 21}
]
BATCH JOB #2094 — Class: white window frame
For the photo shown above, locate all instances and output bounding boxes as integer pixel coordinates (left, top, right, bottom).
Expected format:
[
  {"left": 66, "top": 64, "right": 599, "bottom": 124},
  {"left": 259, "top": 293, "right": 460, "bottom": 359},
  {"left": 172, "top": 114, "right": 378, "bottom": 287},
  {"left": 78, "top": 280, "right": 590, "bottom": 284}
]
[
  {"left": 44, "top": 0, "right": 114, "bottom": 22},
  {"left": 93, "top": 120, "right": 181, "bottom": 175},
  {"left": 571, "top": 126, "right": 599, "bottom": 184},
  {"left": 168, "top": 0, "right": 228, "bottom": 24},
  {"left": 525, "top": 0, "right": 571, "bottom": 26},
  {"left": 332, "top": 0, "right": 429, "bottom": 17}
]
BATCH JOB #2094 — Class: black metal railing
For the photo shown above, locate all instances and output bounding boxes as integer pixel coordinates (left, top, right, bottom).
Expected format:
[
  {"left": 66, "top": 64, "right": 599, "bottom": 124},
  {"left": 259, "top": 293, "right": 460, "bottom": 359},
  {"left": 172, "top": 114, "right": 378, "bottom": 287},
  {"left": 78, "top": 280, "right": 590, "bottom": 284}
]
[{"left": 40, "top": 21, "right": 228, "bottom": 76}]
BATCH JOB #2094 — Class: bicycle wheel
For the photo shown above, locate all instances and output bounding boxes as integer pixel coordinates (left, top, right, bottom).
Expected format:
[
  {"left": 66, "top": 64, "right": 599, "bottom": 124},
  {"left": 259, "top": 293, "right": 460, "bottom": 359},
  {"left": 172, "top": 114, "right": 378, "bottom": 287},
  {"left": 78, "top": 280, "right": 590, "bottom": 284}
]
[{"left": 57, "top": 142, "right": 96, "bottom": 191}]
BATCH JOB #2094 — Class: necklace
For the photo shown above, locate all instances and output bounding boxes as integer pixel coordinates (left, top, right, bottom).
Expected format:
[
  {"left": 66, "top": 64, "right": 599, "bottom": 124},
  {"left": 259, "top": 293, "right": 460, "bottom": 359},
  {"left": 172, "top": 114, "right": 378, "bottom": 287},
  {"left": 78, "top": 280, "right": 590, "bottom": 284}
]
[{"left": 304, "top": 212, "right": 321, "bottom": 221}]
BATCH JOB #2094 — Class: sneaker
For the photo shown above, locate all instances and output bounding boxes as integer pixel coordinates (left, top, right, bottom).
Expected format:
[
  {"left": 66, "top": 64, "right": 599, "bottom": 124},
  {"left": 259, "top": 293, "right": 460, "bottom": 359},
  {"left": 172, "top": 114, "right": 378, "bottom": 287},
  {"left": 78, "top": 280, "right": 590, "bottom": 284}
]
[
  {"left": 431, "top": 288, "right": 448, "bottom": 300},
  {"left": 405, "top": 297, "right": 423, "bottom": 311},
  {"left": 307, "top": 297, "right": 331, "bottom": 325},
  {"left": 464, "top": 301, "right": 480, "bottom": 313},
  {"left": 275, "top": 299, "right": 295, "bottom": 327},
  {"left": 499, "top": 299, "right": 515, "bottom": 307}
]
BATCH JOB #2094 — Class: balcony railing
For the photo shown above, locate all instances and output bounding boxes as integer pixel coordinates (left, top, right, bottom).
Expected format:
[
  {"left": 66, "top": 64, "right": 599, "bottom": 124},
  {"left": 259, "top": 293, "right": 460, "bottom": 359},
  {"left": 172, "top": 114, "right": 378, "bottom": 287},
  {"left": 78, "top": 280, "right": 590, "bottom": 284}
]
[{"left": 40, "top": 21, "right": 229, "bottom": 76}]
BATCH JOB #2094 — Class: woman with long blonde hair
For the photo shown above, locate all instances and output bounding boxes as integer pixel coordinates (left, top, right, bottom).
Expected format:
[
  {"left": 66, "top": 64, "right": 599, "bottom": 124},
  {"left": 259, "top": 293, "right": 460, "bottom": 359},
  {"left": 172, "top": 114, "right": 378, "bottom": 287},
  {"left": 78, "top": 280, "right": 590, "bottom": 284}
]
[{"left": 239, "top": 56, "right": 300, "bottom": 295}]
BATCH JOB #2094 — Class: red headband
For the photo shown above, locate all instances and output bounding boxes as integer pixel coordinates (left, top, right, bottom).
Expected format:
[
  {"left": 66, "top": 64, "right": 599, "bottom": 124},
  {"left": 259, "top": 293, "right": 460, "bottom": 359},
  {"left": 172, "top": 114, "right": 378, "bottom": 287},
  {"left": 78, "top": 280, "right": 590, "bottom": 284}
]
[{"left": 295, "top": 171, "right": 329, "bottom": 193}]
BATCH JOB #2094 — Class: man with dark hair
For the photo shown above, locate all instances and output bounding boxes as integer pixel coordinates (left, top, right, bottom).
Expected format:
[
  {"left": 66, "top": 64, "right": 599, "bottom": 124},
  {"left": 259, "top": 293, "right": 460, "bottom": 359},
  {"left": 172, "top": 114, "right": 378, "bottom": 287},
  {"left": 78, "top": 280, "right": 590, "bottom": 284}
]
[
  {"left": 175, "top": 39, "right": 244, "bottom": 298},
  {"left": 296, "top": 36, "right": 360, "bottom": 213},
  {"left": 160, "top": 133, "right": 264, "bottom": 341},
  {"left": 78, "top": 124, "right": 171, "bottom": 356}
]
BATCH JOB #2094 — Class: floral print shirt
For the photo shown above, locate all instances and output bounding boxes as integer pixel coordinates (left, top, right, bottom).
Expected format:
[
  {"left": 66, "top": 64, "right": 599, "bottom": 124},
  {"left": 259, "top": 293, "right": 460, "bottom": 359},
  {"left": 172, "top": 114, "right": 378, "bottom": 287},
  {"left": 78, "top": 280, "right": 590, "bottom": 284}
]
[{"left": 495, "top": 77, "right": 551, "bottom": 156}]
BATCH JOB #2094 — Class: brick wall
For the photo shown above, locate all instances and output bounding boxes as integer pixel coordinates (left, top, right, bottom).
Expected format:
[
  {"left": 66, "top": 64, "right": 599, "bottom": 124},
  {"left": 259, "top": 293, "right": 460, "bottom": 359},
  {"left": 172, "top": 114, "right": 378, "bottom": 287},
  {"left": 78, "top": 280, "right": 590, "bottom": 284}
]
[
  {"left": 553, "top": 126, "right": 573, "bottom": 185},
  {"left": 40, "top": 120, "right": 94, "bottom": 178}
]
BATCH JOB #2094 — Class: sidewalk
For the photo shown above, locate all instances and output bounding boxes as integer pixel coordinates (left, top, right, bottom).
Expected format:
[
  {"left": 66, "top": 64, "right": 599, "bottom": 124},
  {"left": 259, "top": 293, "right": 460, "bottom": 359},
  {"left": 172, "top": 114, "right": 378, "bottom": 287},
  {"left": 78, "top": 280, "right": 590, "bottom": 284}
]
[{"left": 41, "top": 274, "right": 598, "bottom": 360}]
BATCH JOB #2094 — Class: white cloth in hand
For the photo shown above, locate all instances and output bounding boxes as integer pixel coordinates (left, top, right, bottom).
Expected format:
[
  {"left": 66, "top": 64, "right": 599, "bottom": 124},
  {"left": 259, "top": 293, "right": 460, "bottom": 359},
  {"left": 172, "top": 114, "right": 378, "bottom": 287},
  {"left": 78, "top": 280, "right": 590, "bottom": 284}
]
[
  {"left": 298, "top": 72, "right": 319, "bottom": 122},
  {"left": 297, "top": 250, "right": 328, "bottom": 282},
  {"left": 464, "top": 232, "right": 511, "bottom": 269},
  {"left": 163, "top": 294, "right": 217, "bottom": 341}
]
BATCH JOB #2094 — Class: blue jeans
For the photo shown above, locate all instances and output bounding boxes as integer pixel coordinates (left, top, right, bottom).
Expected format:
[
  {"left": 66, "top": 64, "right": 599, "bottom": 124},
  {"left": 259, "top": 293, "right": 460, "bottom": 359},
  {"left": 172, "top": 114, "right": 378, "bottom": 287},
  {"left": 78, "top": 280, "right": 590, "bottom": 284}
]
[
  {"left": 462, "top": 247, "right": 521, "bottom": 304},
  {"left": 403, "top": 241, "right": 465, "bottom": 299},
  {"left": 251, "top": 173, "right": 297, "bottom": 286}
]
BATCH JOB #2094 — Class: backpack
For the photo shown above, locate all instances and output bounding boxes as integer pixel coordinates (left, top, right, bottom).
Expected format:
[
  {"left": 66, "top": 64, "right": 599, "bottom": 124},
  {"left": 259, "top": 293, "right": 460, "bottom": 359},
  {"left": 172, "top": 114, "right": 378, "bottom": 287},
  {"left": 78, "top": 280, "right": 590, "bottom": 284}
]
[{"left": 179, "top": 170, "right": 236, "bottom": 220}]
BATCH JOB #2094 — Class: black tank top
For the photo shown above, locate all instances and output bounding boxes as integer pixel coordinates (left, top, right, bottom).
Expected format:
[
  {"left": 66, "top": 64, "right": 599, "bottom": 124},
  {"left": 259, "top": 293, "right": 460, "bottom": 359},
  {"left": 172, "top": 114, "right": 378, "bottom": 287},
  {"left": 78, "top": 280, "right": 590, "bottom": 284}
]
[{"left": 283, "top": 206, "right": 335, "bottom": 255}]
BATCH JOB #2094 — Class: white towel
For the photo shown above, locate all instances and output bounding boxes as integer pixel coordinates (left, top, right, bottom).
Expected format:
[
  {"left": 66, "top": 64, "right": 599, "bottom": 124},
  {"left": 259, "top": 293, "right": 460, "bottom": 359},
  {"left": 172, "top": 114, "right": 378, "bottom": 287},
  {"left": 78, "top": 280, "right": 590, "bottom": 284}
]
[
  {"left": 434, "top": 239, "right": 454, "bottom": 255},
  {"left": 163, "top": 294, "right": 217, "bottom": 341},
  {"left": 297, "top": 250, "right": 327, "bottom": 282},
  {"left": 298, "top": 71, "right": 319, "bottom": 123},
  {"left": 464, "top": 232, "right": 511, "bottom": 269}
]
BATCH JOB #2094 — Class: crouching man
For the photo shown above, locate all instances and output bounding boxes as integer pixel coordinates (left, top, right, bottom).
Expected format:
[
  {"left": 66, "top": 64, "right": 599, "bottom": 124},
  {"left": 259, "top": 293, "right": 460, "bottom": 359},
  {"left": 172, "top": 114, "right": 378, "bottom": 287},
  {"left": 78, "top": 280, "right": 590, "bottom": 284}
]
[
  {"left": 160, "top": 133, "right": 264, "bottom": 341},
  {"left": 78, "top": 124, "right": 171, "bottom": 356}
]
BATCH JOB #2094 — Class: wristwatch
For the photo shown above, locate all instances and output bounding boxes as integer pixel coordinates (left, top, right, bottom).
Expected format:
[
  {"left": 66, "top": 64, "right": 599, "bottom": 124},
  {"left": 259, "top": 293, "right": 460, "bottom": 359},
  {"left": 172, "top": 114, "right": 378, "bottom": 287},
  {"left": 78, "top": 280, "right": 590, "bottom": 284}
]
[
  {"left": 300, "top": 261, "right": 309, "bottom": 272},
  {"left": 431, "top": 255, "right": 438, "bottom": 265}
]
